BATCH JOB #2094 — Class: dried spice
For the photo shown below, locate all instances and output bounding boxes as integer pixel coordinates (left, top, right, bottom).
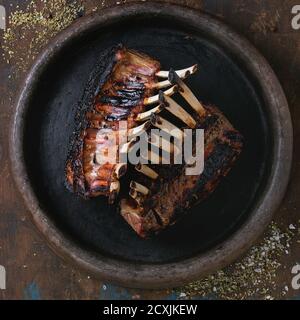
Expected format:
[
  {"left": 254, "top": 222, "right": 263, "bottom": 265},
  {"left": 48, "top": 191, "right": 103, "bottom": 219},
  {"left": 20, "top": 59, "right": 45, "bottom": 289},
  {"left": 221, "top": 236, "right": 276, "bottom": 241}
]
[
  {"left": 250, "top": 10, "right": 280, "bottom": 34},
  {"left": 177, "top": 222, "right": 298, "bottom": 300},
  {"left": 2, "top": 0, "right": 84, "bottom": 72}
]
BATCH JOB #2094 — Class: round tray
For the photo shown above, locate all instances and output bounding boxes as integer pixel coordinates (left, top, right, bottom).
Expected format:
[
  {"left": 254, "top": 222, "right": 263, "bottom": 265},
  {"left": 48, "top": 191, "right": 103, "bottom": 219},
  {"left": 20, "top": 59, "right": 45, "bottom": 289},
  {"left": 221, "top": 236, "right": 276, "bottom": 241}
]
[{"left": 10, "top": 3, "right": 293, "bottom": 288}]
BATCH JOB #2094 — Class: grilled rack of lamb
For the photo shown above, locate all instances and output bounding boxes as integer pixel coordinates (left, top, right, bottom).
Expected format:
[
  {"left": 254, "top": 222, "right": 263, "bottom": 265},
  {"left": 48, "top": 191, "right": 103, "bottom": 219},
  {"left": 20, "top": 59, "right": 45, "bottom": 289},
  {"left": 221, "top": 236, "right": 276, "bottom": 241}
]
[{"left": 66, "top": 45, "right": 243, "bottom": 238}]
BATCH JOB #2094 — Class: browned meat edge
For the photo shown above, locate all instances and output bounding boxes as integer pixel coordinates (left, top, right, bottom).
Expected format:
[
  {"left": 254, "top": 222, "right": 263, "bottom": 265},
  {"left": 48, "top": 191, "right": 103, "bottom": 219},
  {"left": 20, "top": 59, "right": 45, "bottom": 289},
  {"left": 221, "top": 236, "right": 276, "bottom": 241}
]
[
  {"left": 65, "top": 45, "right": 120, "bottom": 197},
  {"left": 120, "top": 105, "right": 243, "bottom": 238}
]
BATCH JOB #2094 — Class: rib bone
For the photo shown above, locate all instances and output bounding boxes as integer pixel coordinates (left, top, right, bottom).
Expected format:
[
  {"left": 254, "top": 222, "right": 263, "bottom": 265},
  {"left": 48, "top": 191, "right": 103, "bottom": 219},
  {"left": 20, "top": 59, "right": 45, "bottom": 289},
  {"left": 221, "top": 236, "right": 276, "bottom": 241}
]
[
  {"left": 150, "top": 114, "right": 184, "bottom": 140},
  {"left": 113, "top": 163, "right": 127, "bottom": 179},
  {"left": 135, "top": 164, "right": 159, "bottom": 180},
  {"left": 130, "top": 181, "right": 150, "bottom": 195},
  {"left": 136, "top": 105, "right": 165, "bottom": 122},
  {"left": 159, "top": 92, "right": 197, "bottom": 128},
  {"left": 110, "top": 181, "right": 120, "bottom": 193},
  {"left": 129, "top": 189, "right": 145, "bottom": 206},
  {"left": 119, "top": 139, "right": 137, "bottom": 154},
  {"left": 149, "top": 79, "right": 173, "bottom": 90},
  {"left": 169, "top": 69, "right": 206, "bottom": 116},
  {"left": 144, "top": 85, "right": 177, "bottom": 105},
  {"left": 108, "top": 181, "right": 120, "bottom": 204},
  {"left": 128, "top": 121, "right": 151, "bottom": 138},
  {"left": 148, "top": 134, "right": 181, "bottom": 156},
  {"left": 156, "top": 65, "right": 198, "bottom": 79},
  {"left": 145, "top": 149, "right": 162, "bottom": 165}
]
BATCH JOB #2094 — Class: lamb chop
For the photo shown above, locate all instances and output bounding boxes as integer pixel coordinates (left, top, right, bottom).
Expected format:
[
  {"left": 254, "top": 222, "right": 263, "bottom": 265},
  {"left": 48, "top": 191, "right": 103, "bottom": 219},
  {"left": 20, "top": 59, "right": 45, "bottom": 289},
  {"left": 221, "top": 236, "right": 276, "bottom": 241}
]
[
  {"left": 65, "top": 45, "right": 243, "bottom": 237},
  {"left": 65, "top": 45, "right": 196, "bottom": 204},
  {"left": 119, "top": 70, "right": 243, "bottom": 237}
]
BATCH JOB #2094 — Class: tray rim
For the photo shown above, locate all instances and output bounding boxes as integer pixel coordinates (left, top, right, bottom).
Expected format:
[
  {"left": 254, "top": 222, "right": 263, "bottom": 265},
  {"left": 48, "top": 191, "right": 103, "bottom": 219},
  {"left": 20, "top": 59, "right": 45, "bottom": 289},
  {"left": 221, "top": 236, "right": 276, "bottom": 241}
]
[{"left": 9, "top": 2, "right": 293, "bottom": 289}]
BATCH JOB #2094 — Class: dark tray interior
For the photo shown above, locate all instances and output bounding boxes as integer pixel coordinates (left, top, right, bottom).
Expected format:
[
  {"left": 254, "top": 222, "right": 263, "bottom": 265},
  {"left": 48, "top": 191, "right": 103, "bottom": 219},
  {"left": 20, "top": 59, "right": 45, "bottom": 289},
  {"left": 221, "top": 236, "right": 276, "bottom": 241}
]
[{"left": 23, "top": 19, "right": 271, "bottom": 264}]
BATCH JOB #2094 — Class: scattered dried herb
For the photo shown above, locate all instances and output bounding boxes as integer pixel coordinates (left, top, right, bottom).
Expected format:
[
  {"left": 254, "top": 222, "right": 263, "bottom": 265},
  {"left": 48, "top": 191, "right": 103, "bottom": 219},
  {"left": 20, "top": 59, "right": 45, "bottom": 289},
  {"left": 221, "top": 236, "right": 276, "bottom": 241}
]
[
  {"left": 2, "top": 1, "right": 298, "bottom": 300},
  {"left": 2, "top": 0, "right": 84, "bottom": 72},
  {"left": 250, "top": 10, "right": 280, "bottom": 34},
  {"left": 177, "top": 222, "right": 298, "bottom": 300}
]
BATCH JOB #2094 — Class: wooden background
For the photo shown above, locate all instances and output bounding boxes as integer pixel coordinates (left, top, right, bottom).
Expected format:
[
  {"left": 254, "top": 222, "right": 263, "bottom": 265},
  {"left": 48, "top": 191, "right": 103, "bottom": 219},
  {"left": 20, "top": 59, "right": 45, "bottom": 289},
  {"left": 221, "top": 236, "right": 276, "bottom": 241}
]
[{"left": 0, "top": 0, "right": 300, "bottom": 299}]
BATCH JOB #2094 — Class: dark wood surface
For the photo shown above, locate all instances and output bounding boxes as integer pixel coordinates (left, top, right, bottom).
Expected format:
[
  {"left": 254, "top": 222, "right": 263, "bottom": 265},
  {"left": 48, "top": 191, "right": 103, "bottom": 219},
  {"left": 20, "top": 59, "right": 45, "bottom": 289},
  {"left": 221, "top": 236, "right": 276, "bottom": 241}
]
[{"left": 0, "top": 0, "right": 300, "bottom": 299}]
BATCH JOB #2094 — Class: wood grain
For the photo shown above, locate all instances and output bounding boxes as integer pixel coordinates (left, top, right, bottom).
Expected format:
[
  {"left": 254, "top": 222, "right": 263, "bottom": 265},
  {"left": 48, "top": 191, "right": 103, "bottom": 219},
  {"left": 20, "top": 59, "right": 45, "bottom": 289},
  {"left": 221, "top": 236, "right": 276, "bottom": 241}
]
[{"left": 0, "top": 0, "right": 299, "bottom": 299}]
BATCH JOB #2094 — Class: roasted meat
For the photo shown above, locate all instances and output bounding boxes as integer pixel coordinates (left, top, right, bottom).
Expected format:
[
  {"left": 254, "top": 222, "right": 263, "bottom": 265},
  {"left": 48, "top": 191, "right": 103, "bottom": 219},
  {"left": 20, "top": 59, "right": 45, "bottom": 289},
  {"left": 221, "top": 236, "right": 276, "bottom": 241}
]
[
  {"left": 65, "top": 45, "right": 243, "bottom": 237},
  {"left": 120, "top": 105, "right": 243, "bottom": 238},
  {"left": 66, "top": 45, "right": 196, "bottom": 203},
  {"left": 66, "top": 46, "right": 161, "bottom": 203}
]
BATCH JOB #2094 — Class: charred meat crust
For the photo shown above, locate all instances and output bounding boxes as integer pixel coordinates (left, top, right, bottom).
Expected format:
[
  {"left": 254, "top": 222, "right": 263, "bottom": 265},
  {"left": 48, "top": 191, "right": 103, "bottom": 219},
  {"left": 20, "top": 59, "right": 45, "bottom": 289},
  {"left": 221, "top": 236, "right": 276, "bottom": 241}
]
[
  {"left": 65, "top": 46, "right": 243, "bottom": 238},
  {"left": 120, "top": 105, "right": 243, "bottom": 238},
  {"left": 65, "top": 45, "right": 119, "bottom": 197},
  {"left": 65, "top": 45, "right": 161, "bottom": 200}
]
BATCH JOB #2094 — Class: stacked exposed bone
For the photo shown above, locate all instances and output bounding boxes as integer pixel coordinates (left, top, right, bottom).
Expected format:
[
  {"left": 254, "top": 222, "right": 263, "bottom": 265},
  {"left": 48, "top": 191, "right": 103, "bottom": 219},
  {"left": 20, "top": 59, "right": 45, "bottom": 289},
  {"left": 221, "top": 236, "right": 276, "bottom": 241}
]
[
  {"left": 66, "top": 46, "right": 196, "bottom": 202},
  {"left": 66, "top": 46, "right": 243, "bottom": 237}
]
